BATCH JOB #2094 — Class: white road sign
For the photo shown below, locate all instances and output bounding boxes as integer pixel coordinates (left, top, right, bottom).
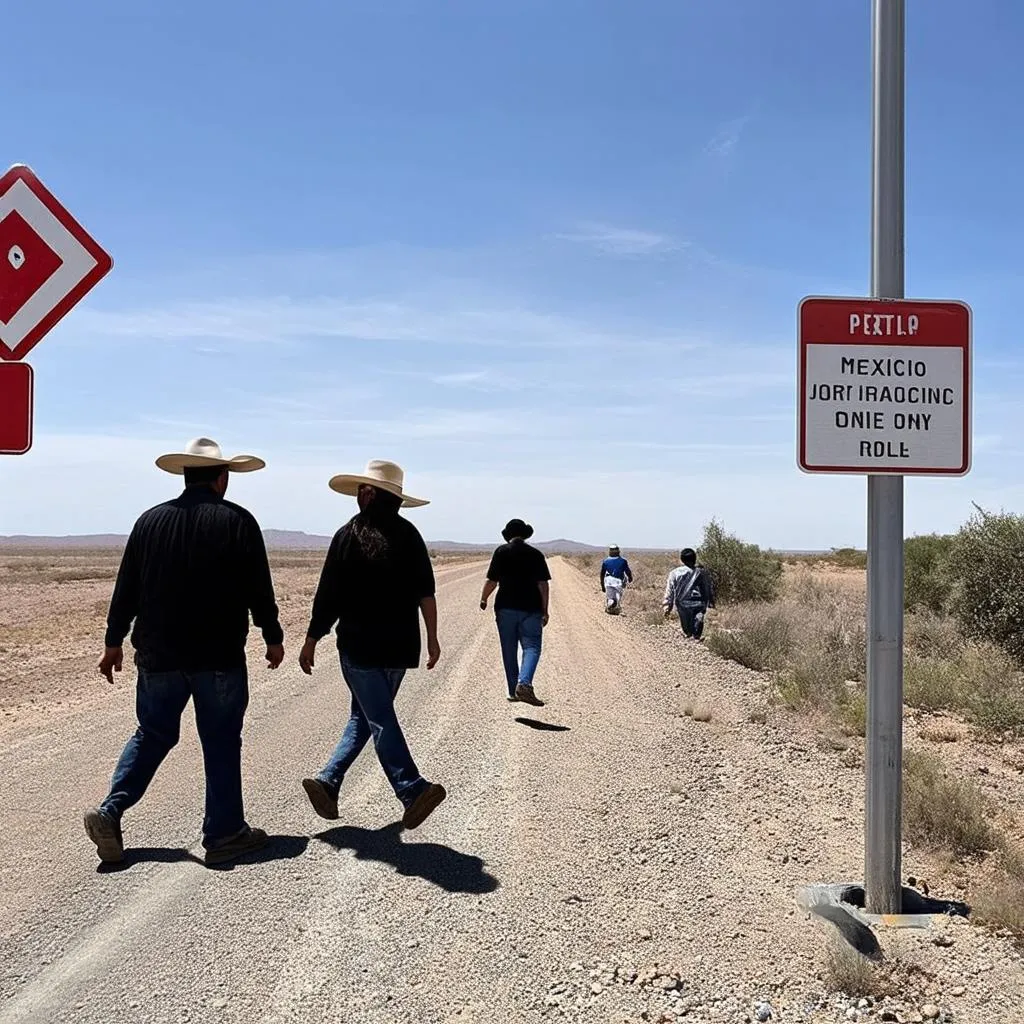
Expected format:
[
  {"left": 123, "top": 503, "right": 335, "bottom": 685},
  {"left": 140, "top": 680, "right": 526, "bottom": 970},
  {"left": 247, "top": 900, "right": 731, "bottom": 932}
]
[{"left": 798, "top": 297, "right": 971, "bottom": 476}]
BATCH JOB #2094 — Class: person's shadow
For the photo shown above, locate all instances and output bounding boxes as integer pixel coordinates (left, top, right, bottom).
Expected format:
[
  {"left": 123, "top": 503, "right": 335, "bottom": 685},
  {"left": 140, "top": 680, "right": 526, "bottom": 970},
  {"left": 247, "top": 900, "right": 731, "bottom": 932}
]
[
  {"left": 514, "top": 716, "right": 571, "bottom": 732},
  {"left": 316, "top": 822, "right": 499, "bottom": 894},
  {"left": 97, "top": 835, "right": 310, "bottom": 873}
]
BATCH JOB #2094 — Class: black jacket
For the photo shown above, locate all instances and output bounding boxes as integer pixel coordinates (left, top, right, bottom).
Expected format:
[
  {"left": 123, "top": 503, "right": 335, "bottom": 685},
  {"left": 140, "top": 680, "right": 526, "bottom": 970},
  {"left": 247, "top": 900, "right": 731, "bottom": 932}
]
[{"left": 105, "top": 487, "right": 283, "bottom": 671}]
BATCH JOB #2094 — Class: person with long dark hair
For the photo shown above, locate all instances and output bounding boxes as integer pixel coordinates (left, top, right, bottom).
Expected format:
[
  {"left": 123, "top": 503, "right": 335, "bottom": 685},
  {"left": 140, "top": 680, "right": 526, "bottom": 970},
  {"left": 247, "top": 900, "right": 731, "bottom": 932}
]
[
  {"left": 298, "top": 460, "right": 446, "bottom": 829},
  {"left": 480, "top": 518, "right": 551, "bottom": 706}
]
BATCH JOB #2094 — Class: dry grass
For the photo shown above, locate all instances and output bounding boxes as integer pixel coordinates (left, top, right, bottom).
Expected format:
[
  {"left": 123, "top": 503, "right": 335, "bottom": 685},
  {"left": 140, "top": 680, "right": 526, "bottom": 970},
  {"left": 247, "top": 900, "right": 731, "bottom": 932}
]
[
  {"left": 822, "top": 941, "right": 893, "bottom": 999},
  {"left": 919, "top": 721, "right": 963, "bottom": 744},
  {"left": 703, "top": 562, "right": 1024, "bottom": 741},
  {"left": 974, "top": 844, "right": 1024, "bottom": 938},
  {"left": 903, "top": 751, "right": 996, "bottom": 857}
]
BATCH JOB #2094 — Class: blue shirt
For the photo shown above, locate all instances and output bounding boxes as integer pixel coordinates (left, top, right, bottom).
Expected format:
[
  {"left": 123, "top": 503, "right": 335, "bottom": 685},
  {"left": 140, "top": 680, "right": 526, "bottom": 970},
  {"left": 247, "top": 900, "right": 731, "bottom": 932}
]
[{"left": 601, "top": 556, "right": 632, "bottom": 582}]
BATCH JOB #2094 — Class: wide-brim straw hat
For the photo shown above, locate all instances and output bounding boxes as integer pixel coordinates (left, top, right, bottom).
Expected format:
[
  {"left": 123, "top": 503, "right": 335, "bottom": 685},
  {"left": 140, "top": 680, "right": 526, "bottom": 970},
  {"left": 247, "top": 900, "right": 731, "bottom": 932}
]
[
  {"left": 328, "top": 460, "right": 429, "bottom": 508},
  {"left": 156, "top": 437, "right": 265, "bottom": 475}
]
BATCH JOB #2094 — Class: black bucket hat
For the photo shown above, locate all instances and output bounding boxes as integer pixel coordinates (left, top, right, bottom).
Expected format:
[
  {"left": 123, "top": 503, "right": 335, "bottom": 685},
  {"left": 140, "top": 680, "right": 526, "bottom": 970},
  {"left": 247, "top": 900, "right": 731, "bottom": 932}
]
[{"left": 502, "top": 518, "right": 534, "bottom": 542}]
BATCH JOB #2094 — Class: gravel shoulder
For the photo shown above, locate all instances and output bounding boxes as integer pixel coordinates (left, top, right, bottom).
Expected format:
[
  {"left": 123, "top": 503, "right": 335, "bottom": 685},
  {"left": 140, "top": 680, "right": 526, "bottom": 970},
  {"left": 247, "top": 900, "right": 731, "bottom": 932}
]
[{"left": 1, "top": 557, "right": 1021, "bottom": 1024}]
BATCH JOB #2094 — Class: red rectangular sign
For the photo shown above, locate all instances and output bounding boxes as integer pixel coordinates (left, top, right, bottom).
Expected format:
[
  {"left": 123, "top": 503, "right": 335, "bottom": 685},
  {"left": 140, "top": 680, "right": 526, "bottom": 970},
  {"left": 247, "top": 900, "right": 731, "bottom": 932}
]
[
  {"left": 798, "top": 296, "right": 971, "bottom": 476},
  {"left": 0, "top": 361, "right": 33, "bottom": 454}
]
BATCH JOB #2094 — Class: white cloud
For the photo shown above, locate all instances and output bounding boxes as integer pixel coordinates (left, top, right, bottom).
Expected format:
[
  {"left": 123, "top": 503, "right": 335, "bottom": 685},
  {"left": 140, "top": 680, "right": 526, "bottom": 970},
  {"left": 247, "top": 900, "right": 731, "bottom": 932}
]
[
  {"left": 69, "top": 295, "right": 696, "bottom": 353},
  {"left": 555, "top": 222, "right": 684, "bottom": 257},
  {"left": 704, "top": 116, "right": 750, "bottom": 160}
]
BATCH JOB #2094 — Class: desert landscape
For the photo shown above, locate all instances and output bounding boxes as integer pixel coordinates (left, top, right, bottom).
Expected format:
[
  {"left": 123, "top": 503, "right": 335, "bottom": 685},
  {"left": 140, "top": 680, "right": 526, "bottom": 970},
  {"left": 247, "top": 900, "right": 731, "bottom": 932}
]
[{"left": 2, "top": 532, "right": 1023, "bottom": 1024}]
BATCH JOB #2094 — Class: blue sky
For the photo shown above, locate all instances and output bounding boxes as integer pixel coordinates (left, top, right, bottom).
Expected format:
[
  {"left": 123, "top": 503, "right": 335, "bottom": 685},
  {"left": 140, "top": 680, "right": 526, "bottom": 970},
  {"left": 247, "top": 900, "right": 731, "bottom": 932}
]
[{"left": 3, "top": 0, "right": 1023, "bottom": 548}]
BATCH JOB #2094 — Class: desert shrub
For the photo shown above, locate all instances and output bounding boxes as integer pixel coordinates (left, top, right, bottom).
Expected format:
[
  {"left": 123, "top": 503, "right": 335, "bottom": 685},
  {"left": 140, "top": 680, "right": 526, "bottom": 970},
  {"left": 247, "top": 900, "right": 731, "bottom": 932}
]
[
  {"left": 962, "top": 646, "right": 1024, "bottom": 737},
  {"left": 974, "top": 845, "right": 1024, "bottom": 938},
  {"left": 705, "top": 607, "right": 795, "bottom": 671},
  {"left": 948, "top": 507, "right": 1024, "bottom": 666},
  {"left": 905, "top": 611, "right": 963, "bottom": 660},
  {"left": 698, "top": 519, "right": 782, "bottom": 604},
  {"left": 903, "top": 751, "right": 995, "bottom": 857},
  {"left": 829, "top": 547, "right": 868, "bottom": 570},
  {"left": 904, "top": 533, "right": 954, "bottom": 614},
  {"left": 904, "top": 642, "right": 1022, "bottom": 734},
  {"left": 823, "top": 941, "right": 893, "bottom": 999},
  {"left": 775, "top": 648, "right": 848, "bottom": 712},
  {"left": 904, "top": 655, "right": 967, "bottom": 713},
  {"left": 837, "top": 687, "right": 867, "bottom": 737}
]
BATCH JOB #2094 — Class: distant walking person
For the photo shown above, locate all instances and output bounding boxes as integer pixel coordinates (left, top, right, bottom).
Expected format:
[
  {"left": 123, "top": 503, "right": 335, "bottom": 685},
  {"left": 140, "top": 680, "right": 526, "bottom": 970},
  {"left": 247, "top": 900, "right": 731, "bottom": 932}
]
[
  {"left": 85, "top": 438, "right": 284, "bottom": 866},
  {"left": 480, "top": 519, "right": 551, "bottom": 707},
  {"left": 663, "top": 548, "right": 715, "bottom": 640},
  {"left": 600, "top": 545, "right": 633, "bottom": 614},
  {"left": 299, "top": 460, "right": 446, "bottom": 830}
]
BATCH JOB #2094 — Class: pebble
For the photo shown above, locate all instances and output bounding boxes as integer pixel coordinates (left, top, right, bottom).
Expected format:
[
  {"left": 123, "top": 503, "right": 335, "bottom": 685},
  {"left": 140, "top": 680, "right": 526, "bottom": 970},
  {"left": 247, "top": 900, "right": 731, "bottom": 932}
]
[
  {"left": 754, "top": 1002, "right": 773, "bottom": 1022},
  {"left": 921, "top": 1006, "right": 940, "bottom": 1021},
  {"left": 950, "top": 986, "right": 966, "bottom": 997}
]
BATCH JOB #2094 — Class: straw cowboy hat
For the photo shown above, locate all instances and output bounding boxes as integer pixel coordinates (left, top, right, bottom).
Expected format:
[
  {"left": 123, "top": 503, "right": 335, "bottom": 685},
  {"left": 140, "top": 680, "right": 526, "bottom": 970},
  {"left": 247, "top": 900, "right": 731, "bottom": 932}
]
[
  {"left": 328, "top": 459, "right": 429, "bottom": 508},
  {"left": 155, "top": 437, "right": 266, "bottom": 475}
]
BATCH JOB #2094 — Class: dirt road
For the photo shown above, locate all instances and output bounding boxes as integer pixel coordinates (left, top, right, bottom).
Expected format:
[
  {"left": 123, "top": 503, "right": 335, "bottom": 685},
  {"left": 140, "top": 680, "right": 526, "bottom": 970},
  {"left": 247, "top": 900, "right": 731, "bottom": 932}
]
[{"left": 1, "top": 558, "right": 1022, "bottom": 1024}]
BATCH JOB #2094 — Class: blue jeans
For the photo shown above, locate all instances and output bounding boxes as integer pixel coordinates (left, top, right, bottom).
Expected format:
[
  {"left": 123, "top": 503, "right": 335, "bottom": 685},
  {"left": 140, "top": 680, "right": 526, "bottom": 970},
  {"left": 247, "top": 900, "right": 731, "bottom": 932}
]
[
  {"left": 317, "top": 656, "right": 427, "bottom": 809},
  {"left": 678, "top": 606, "right": 706, "bottom": 640},
  {"left": 496, "top": 609, "right": 543, "bottom": 697},
  {"left": 100, "top": 668, "right": 249, "bottom": 847}
]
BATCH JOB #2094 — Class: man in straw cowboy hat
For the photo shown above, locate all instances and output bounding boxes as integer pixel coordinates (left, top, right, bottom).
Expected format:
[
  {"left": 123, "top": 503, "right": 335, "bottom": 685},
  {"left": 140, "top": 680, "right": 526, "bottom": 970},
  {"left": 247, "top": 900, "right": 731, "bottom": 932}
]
[
  {"left": 479, "top": 518, "right": 551, "bottom": 706},
  {"left": 299, "top": 460, "right": 446, "bottom": 830},
  {"left": 84, "top": 438, "right": 284, "bottom": 867}
]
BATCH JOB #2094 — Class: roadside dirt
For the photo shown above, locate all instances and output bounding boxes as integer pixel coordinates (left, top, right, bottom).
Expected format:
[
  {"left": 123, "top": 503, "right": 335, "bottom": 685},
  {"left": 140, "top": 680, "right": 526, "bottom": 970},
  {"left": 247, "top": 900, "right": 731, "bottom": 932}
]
[{"left": 1, "top": 556, "right": 1021, "bottom": 1024}]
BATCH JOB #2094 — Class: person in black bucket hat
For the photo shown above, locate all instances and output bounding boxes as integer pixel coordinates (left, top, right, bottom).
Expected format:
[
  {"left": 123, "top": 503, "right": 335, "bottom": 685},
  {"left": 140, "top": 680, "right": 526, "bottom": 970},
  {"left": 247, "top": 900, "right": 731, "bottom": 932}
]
[{"left": 479, "top": 519, "right": 551, "bottom": 706}]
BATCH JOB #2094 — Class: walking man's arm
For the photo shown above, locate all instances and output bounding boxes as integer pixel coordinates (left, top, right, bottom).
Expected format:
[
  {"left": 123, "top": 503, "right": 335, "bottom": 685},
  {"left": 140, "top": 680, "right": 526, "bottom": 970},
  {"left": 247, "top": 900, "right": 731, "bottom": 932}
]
[
  {"left": 100, "top": 527, "right": 141, "bottom": 683},
  {"left": 480, "top": 578, "right": 497, "bottom": 609},
  {"left": 662, "top": 570, "right": 677, "bottom": 616},
  {"left": 242, "top": 515, "right": 285, "bottom": 668},
  {"left": 420, "top": 596, "right": 441, "bottom": 669},
  {"left": 538, "top": 580, "right": 550, "bottom": 627},
  {"left": 301, "top": 532, "right": 345, "bottom": 675}
]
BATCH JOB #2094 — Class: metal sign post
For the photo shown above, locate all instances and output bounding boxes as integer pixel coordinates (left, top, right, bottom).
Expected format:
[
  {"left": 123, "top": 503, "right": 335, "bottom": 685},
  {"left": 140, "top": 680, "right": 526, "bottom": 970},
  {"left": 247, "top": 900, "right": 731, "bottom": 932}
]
[
  {"left": 866, "top": 0, "right": 905, "bottom": 916},
  {"left": 797, "top": 1, "right": 972, "bottom": 925}
]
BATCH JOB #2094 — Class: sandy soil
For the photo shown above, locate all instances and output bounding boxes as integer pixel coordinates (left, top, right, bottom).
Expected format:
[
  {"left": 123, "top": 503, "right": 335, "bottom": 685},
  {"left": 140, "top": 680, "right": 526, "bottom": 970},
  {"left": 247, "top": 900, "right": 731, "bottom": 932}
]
[{"left": 0, "top": 555, "right": 1021, "bottom": 1024}]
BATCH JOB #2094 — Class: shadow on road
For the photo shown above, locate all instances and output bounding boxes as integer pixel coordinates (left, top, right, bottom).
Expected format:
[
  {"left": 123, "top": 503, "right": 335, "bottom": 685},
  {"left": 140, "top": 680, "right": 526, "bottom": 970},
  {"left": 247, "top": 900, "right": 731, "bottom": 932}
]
[
  {"left": 101, "top": 834, "right": 311, "bottom": 873},
  {"left": 514, "top": 716, "right": 571, "bottom": 732},
  {"left": 97, "top": 846, "right": 204, "bottom": 873},
  {"left": 316, "top": 823, "right": 499, "bottom": 894},
  {"left": 205, "top": 834, "right": 311, "bottom": 871}
]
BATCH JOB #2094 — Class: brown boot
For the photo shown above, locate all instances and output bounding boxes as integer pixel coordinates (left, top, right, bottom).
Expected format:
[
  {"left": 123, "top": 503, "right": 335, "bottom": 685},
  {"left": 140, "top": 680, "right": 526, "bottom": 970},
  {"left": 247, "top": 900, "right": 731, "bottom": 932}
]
[{"left": 401, "top": 783, "right": 447, "bottom": 829}]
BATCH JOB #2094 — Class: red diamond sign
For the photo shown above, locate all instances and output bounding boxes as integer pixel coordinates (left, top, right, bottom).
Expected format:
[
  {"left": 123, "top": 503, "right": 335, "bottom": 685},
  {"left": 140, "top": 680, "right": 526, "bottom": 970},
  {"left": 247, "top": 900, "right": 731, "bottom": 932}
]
[{"left": 0, "top": 164, "right": 112, "bottom": 361}]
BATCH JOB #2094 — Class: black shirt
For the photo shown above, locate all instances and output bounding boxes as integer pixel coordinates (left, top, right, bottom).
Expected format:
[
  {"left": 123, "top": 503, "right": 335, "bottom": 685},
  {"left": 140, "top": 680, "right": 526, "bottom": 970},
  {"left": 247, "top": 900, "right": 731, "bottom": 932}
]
[
  {"left": 105, "top": 487, "right": 284, "bottom": 672},
  {"left": 306, "top": 514, "right": 435, "bottom": 669},
  {"left": 487, "top": 540, "right": 551, "bottom": 614}
]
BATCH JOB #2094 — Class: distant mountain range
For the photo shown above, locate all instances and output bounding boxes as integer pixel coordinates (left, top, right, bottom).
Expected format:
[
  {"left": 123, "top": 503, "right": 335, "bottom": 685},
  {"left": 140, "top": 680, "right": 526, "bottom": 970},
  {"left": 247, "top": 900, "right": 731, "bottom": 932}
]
[{"left": 0, "top": 530, "right": 607, "bottom": 554}]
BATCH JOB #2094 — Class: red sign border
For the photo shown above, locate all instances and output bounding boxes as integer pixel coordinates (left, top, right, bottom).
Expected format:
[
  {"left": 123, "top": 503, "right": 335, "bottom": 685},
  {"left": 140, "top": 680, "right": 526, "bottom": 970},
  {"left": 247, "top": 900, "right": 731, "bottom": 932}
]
[
  {"left": 798, "top": 295, "right": 972, "bottom": 476},
  {"left": 0, "top": 361, "right": 34, "bottom": 455},
  {"left": 0, "top": 164, "right": 113, "bottom": 362}
]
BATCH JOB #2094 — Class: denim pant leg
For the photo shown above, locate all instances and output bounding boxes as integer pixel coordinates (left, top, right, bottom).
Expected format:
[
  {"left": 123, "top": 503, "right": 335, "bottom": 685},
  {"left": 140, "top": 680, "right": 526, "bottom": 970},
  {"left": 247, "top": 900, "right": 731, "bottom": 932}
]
[
  {"left": 318, "top": 686, "right": 373, "bottom": 795},
  {"left": 191, "top": 668, "right": 250, "bottom": 846},
  {"left": 495, "top": 609, "right": 521, "bottom": 697},
  {"left": 518, "top": 612, "right": 544, "bottom": 687},
  {"left": 341, "top": 658, "right": 426, "bottom": 808},
  {"left": 679, "top": 606, "right": 705, "bottom": 638},
  {"left": 100, "top": 670, "right": 191, "bottom": 822}
]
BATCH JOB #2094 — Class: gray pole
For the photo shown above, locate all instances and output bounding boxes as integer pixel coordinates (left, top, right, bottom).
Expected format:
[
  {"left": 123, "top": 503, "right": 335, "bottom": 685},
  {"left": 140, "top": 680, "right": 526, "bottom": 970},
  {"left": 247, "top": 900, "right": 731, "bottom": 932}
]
[{"left": 865, "top": 0, "right": 905, "bottom": 915}]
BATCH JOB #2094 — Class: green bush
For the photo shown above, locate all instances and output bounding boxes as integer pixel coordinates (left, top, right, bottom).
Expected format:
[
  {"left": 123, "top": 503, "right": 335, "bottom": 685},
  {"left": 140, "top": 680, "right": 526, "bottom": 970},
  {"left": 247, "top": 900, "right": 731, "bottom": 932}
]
[
  {"left": 904, "top": 533, "right": 955, "bottom": 613},
  {"left": 948, "top": 507, "right": 1024, "bottom": 666},
  {"left": 698, "top": 519, "right": 782, "bottom": 604}
]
